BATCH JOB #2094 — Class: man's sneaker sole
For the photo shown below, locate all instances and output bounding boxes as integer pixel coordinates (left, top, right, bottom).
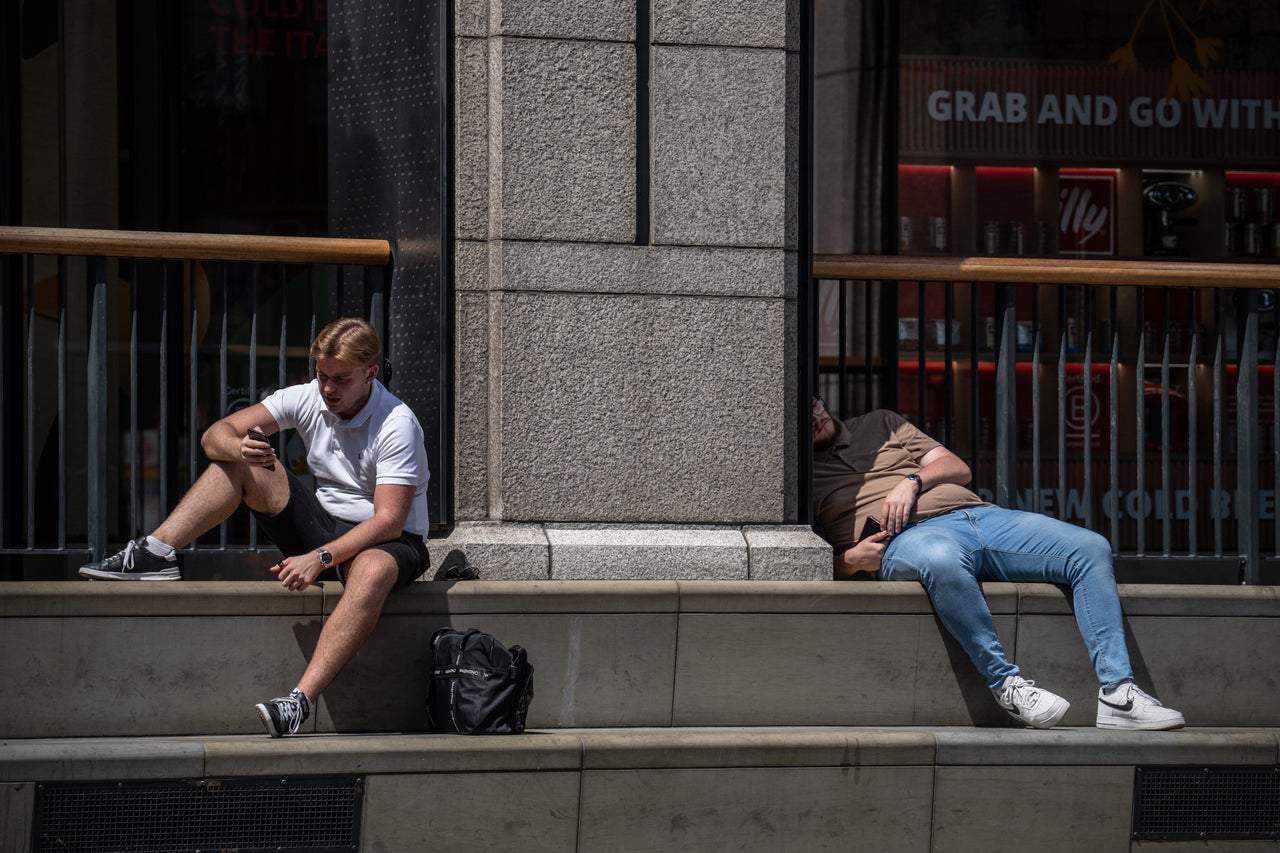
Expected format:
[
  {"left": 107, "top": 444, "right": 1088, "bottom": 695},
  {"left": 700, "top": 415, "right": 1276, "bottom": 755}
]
[
  {"left": 79, "top": 566, "right": 181, "bottom": 581},
  {"left": 256, "top": 703, "right": 287, "bottom": 738},
  {"left": 1096, "top": 713, "right": 1185, "bottom": 731}
]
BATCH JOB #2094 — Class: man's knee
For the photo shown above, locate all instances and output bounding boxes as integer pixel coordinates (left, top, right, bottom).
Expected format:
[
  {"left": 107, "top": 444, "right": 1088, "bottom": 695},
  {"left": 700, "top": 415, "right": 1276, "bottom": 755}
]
[{"left": 344, "top": 551, "right": 400, "bottom": 598}]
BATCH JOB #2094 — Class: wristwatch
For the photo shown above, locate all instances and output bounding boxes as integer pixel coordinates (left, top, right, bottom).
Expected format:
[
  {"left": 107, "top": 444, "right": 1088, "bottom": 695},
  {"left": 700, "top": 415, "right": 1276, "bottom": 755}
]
[
  {"left": 905, "top": 474, "right": 923, "bottom": 495},
  {"left": 315, "top": 547, "right": 334, "bottom": 567}
]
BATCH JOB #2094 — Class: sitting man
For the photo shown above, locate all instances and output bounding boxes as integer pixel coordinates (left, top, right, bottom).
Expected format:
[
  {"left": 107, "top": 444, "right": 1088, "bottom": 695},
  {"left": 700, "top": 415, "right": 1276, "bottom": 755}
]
[
  {"left": 812, "top": 398, "right": 1183, "bottom": 730},
  {"left": 79, "top": 318, "right": 432, "bottom": 737}
]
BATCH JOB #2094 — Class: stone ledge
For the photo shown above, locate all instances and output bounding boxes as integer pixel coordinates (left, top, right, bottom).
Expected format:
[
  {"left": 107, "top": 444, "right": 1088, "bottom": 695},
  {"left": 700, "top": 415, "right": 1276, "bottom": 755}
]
[
  {"left": 7, "top": 579, "right": 1279, "bottom": 618},
  {"left": 428, "top": 522, "right": 831, "bottom": 581},
  {"left": 6, "top": 727, "right": 1277, "bottom": 783}
]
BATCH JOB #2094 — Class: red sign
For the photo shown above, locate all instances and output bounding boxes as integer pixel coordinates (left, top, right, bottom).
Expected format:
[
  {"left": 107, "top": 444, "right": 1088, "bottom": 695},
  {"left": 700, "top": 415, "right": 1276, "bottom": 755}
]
[{"left": 1058, "top": 170, "right": 1117, "bottom": 256}]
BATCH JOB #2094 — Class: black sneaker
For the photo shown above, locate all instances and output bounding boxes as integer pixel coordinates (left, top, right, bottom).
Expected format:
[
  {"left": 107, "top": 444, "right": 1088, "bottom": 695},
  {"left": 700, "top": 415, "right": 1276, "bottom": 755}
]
[
  {"left": 79, "top": 537, "right": 181, "bottom": 580},
  {"left": 255, "top": 689, "right": 311, "bottom": 738}
]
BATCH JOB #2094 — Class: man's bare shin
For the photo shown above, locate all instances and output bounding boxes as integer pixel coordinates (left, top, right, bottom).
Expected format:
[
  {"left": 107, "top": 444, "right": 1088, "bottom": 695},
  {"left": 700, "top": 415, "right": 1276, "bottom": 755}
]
[{"left": 296, "top": 559, "right": 398, "bottom": 702}]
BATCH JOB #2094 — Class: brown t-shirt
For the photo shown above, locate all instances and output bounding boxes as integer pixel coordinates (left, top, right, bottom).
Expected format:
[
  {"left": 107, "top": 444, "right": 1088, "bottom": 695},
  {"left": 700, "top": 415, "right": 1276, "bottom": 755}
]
[{"left": 814, "top": 410, "right": 988, "bottom": 554}]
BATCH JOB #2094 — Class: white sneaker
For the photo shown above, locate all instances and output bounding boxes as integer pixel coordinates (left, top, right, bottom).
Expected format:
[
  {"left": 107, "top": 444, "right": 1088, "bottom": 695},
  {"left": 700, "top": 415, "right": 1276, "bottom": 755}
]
[
  {"left": 1096, "top": 682, "right": 1185, "bottom": 731},
  {"left": 994, "top": 675, "right": 1071, "bottom": 729}
]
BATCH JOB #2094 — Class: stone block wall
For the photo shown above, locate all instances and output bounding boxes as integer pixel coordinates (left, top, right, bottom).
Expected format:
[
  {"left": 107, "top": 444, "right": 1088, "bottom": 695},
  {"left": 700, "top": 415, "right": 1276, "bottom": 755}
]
[{"left": 450, "top": 0, "right": 825, "bottom": 577}]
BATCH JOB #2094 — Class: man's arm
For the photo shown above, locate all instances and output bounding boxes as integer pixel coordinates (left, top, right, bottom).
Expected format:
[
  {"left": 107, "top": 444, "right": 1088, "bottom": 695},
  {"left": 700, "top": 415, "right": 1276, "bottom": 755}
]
[
  {"left": 274, "top": 483, "right": 415, "bottom": 591},
  {"left": 879, "top": 444, "right": 972, "bottom": 535},
  {"left": 201, "top": 402, "right": 281, "bottom": 467}
]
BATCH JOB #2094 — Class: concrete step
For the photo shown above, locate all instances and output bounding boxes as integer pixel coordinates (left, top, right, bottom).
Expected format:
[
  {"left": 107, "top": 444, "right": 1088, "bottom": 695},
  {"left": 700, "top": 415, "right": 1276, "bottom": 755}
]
[
  {"left": 3, "top": 580, "right": 1278, "bottom": 737},
  {"left": 4, "top": 727, "right": 1278, "bottom": 852}
]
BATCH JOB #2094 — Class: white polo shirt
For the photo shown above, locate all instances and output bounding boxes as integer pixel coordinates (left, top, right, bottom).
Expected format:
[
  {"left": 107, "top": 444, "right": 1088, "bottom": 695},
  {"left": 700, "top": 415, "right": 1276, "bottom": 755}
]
[{"left": 262, "top": 379, "right": 430, "bottom": 536}]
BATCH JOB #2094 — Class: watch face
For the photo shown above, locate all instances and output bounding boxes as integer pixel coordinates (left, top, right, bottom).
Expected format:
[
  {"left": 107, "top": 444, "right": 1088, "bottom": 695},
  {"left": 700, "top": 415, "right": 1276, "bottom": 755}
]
[{"left": 318, "top": 548, "right": 333, "bottom": 566}]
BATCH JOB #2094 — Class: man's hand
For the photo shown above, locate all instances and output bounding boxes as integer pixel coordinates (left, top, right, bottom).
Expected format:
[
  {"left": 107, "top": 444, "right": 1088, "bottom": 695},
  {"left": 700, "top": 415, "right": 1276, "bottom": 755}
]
[
  {"left": 881, "top": 477, "right": 920, "bottom": 535},
  {"left": 242, "top": 428, "right": 278, "bottom": 469},
  {"left": 271, "top": 552, "right": 326, "bottom": 592},
  {"left": 835, "top": 531, "right": 891, "bottom": 579}
]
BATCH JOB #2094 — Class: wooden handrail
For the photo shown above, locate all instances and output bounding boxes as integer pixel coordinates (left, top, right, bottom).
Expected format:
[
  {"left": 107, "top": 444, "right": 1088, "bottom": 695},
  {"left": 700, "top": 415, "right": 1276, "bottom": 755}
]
[
  {"left": 0, "top": 226, "right": 391, "bottom": 265},
  {"left": 814, "top": 253, "right": 1280, "bottom": 289}
]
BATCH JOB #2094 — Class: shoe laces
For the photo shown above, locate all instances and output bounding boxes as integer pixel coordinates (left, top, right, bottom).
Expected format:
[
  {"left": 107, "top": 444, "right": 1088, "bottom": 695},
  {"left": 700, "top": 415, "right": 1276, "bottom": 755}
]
[
  {"left": 269, "top": 694, "right": 308, "bottom": 735},
  {"left": 1000, "top": 677, "right": 1042, "bottom": 709},
  {"left": 103, "top": 539, "right": 141, "bottom": 570}
]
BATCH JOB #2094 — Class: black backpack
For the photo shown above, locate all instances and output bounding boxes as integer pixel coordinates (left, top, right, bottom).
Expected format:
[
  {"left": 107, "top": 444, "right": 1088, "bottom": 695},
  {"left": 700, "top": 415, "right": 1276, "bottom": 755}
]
[{"left": 427, "top": 627, "right": 534, "bottom": 734}]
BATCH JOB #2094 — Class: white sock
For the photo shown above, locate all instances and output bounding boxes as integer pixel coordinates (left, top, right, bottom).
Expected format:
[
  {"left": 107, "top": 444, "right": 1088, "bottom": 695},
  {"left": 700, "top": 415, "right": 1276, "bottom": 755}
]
[{"left": 143, "top": 536, "right": 176, "bottom": 558}]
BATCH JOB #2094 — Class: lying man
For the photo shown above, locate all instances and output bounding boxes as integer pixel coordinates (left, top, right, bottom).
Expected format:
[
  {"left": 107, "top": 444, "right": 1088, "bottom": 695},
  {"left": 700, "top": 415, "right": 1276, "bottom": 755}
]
[
  {"left": 79, "top": 318, "right": 431, "bottom": 737},
  {"left": 812, "top": 398, "right": 1183, "bottom": 730}
]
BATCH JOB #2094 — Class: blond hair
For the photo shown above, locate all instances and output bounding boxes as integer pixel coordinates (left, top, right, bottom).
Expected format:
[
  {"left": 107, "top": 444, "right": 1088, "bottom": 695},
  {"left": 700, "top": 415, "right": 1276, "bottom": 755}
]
[{"left": 310, "top": 318, "right": 381, "bottom": 367}]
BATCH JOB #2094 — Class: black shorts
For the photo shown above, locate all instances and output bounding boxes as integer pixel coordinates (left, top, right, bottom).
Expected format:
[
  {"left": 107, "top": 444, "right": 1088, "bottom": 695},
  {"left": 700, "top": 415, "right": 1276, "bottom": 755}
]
[{"left": 251, "top": 469, "right": 429, "bottom": 589}]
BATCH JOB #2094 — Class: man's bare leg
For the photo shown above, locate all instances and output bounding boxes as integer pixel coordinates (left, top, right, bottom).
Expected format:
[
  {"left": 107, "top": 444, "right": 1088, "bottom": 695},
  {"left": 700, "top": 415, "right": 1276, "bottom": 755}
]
[
  {"left": 151, "top": 460, "right": 291, "bottom": 550},
  {"left": 80, "top": 459, "right": 290, "bottom": 580},
  {"left": 296, "top": 552, "right": 399, "bottom": 703},
  {"left": 255, "top": 552, "right": 399, "bottom": 737}
]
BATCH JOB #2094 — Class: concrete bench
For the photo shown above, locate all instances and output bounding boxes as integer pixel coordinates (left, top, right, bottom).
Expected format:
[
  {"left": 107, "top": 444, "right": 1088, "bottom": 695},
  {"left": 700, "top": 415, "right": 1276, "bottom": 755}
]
[
  {"left": 3, "top": 727, "right": 1278, "bottom": 852},
  {"left": 3, "top": 580, "right": 1277, "bottom": 737}
]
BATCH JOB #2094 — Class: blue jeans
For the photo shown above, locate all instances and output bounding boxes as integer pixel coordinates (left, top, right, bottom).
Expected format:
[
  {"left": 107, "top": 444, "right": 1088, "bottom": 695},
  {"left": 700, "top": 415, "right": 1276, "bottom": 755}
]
[{"left": 879, "top": 505, "right": 1134, "bottom": 691}]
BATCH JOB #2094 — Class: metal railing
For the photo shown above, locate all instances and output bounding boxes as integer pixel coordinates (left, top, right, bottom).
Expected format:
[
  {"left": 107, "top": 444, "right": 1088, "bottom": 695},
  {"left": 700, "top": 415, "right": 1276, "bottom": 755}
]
[
  {"left": 0, "top": 227, "right": 392, "bottom": 579},
  {"left": 813, "top": 254, "right": 1280, "bottom": 584}
]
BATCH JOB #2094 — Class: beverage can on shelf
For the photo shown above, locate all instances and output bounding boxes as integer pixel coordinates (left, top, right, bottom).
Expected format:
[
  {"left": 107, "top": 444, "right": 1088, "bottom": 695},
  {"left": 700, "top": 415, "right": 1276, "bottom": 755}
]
[
  {"left": 899, "top": 216, "right": 914, "bottom": 253},
  {"left": 899, "top": 317, "right": 919, "bottom": 350},
  {"left": 1007, "top": 221, "right": 1026, "bottom": 255},
  {"left": 982, "top": 316, "right": 996, "bottom": 350},
  {"left": 1271, "top": 222, "right": 1280, "bottom": 257},
  {"left": 1244, "top": 222, "right": 1262, "bottom": 257},
  {"left": 1229, "top": 187, "right": 1249, "bottom": 222},
  {"left": 1066, "top": 317, "right": 1080, "bottom": 353},
  {"left": 1034, "top": 219, "right": 1049, "bottom": 255},
  {"left": 929, "top": 216, "right": 948, "bottom": 252},
  {"left": 982, "top": 220, "right": 1001, "bottom": 254},
  {"left": 1224, "top": 222, "right": 1239, "bottom": 255},
  {"left": 1015, "top": 320, "right": 1034, "bottom": 352}
]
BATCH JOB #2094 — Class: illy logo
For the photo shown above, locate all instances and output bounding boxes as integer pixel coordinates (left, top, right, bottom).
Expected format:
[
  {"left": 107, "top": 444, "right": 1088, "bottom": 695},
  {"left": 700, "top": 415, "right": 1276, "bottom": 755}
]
[{"left": 1060, "top": 185, "right": 1109, "bottom": 248}]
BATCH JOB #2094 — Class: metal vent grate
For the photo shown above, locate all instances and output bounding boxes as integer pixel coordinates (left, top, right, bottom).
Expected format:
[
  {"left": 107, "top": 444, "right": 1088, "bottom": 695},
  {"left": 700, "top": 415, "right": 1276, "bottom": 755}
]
[
  {"left": 1133, "top": 766, "right": 1280, "bottom": 840},
  {"left": 35, "top": 776, "right": 363, "bottom": 852}
]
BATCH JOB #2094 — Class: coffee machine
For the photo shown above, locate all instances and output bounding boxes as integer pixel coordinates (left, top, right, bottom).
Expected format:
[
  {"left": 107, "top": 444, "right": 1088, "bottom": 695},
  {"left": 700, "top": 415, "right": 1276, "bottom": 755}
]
[{"left": 1143, "top": 181, "right": 1198, "bottom": 255}]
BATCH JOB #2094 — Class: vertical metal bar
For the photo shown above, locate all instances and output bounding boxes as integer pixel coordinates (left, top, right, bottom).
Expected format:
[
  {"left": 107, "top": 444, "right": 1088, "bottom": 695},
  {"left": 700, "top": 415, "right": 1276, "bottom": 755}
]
[
  {"left": 1273, "top": 323, "right": 1279, "bottom": 560},
  {"left": 943, "top": 281, "right": 954, "bottom": 447},
  {"left": 129, "top": 258, "right": 140, "bottom": 538},
  {"left": 1237, "top": 288, "right": 1260, "bottom": 584},
  {"left": 57, "top": 257, "right": 67, "bottom": 548},
  {"left": 1160, "top": 288, "right": 1172, "bottom": 555},
  {"left": 1135, "top": 288, "right": 1146, "bottom": 556},
  {"left": 248, "top": 264, "right": 259, "bottom": 550},
  {"left": 1213, "top": 289, "right": 1225, "bottom": 556},
  {"left": 863, "top": 281, "right": 874, "bottom": 413},
  {"left": 87, "top": 256, "right": 108, "bottom": 560},
  {"left": 25, "top": 256, "right": 36, "bottom": 548},
  {"left": 1057, "top": 285, "right": 1068, "bottom": 520},
  {"left": 916, "top": 280, "right": 925, "bottom": 422},
  {"left": 1031, "top": 285, "right": 1041, "bottom": 513},
  {"left": 218, "top": 267, "right": 229, "bottom": 549},
  {"left": 1108, "top": 286, "right": 1120, "bottom": 553},
  {"left": 837, "top": 279, "right": 848, "bottom": 418},
  {"left": 970, "top": 282, "right": 980, "bottom": 473},
  {"left": 1082, "top": 285, "right": 1095, "bottom": 531},
  {"left": 278, "top": 263, "right": 288, "bottom": 464},
  {"left": 1187, "top": 289, "right": 1199, "bottom": 556},
  {"left": 995, "top": 283, "right": 1016, "bottom": 506},
  {"left": 189, "top": 267, "right": 199, "bottom": 547},
  {"left": 367, "top": 262, "right": 386, "bottom": 343},
  {"left": 159, "top": 262, "right": 170, "bottom": 519}
]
